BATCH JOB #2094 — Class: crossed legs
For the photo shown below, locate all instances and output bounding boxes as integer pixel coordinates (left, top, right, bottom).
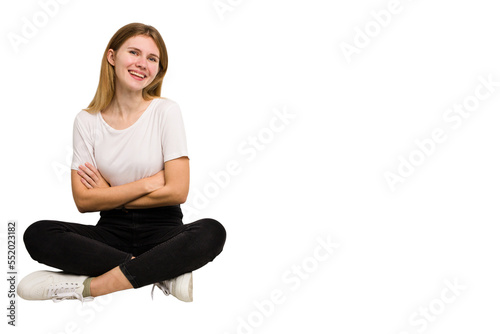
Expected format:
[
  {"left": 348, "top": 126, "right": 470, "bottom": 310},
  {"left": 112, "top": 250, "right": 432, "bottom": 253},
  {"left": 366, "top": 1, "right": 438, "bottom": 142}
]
[{"left": 22, "top": 217, "right": 226, "bottom": 298}]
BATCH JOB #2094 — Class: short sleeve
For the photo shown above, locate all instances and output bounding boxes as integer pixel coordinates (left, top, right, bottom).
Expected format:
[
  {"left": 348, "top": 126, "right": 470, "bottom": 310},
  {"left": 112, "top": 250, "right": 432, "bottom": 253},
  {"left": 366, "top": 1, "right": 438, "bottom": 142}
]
[
  {"left": 161, "top": 102, "right": 189, "bottom": 162},
  {"left": 71, "top": 112, "right": 97, "bottom": 170}
]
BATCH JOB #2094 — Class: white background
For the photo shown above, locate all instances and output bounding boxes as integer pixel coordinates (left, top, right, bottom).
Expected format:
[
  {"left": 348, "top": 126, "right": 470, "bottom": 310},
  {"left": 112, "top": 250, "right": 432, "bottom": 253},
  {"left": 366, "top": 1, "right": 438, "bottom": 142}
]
[{"left": 1, "top": 0, "right": 500, "bottom": 333}]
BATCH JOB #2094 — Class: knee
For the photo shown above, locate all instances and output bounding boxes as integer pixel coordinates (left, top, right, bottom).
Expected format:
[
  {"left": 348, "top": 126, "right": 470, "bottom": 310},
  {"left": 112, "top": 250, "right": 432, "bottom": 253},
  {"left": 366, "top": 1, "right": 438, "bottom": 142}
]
[
  {"left": 23, "top": 220, "right": 56, "bottom": 258},
  {"left": 200, "top": 218, "right": 227, "bottom": 255}
]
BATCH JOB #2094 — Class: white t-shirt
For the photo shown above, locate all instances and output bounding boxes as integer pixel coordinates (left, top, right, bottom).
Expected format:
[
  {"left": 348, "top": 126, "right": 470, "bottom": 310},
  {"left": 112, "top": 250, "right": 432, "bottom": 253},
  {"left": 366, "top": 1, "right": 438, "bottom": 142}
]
[{"left": 71, "top": 97, "right": 188, "bottom": 187}]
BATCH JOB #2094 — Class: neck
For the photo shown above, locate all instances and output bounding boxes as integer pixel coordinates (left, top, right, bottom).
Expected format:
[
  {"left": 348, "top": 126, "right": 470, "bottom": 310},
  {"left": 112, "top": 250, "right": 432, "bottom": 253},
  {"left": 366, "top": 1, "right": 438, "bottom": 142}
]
[{"left": 106, "top": 84, "right": 148, "bottom": 116}]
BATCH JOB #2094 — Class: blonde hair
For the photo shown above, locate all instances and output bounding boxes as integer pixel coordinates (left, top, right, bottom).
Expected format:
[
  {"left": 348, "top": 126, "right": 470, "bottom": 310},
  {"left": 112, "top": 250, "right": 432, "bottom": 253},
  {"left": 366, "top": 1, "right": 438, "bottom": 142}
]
[{"left": 84, "top": 23, "right": 168, "bottom": 114}]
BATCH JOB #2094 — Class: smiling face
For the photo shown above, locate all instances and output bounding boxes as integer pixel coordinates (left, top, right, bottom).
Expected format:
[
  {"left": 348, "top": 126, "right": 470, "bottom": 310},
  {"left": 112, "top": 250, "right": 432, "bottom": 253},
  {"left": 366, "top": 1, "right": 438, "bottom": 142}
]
[{"left": 107, "top": 34, "right": 161, "bottom": 95}]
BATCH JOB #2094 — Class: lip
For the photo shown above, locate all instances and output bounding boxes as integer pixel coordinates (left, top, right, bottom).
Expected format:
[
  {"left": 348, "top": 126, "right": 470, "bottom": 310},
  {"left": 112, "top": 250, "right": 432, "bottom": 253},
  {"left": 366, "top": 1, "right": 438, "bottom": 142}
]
[{"left": 128, "top": 70, "right": 147, "bottom": 80}]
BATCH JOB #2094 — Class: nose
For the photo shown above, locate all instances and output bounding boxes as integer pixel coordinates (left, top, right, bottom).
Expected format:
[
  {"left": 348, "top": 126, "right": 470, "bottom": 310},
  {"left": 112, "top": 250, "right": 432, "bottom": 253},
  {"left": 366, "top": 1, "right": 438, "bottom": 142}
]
[{"left": 136, "top": 56, "right": 147, "bottom": 69}]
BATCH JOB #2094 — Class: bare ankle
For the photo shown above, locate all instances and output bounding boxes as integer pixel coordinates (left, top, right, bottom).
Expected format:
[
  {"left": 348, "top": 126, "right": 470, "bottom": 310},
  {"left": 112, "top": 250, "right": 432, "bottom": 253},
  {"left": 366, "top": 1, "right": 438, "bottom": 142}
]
[{"left": 90, "top": 267, "right": 133, "bottom": 297}]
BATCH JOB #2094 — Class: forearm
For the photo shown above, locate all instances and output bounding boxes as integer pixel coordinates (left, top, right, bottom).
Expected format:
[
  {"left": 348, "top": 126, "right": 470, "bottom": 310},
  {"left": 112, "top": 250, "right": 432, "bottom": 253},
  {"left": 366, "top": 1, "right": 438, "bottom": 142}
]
[
  {"left": 75, "top": 178, "right": 156, "bottom": 213},
  {"left": 124, "top": 183, "right": 187, "bottom": 209}
]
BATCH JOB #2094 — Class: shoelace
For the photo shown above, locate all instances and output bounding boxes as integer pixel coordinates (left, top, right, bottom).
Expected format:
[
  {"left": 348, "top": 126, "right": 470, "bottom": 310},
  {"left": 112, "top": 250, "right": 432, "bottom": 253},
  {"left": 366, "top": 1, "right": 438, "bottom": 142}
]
[
  {"left": 48, "top": 283, "right": 93, "bottom": 304},
  {"left": 151, "top": 281, "right": 170, "bottom": 300}
]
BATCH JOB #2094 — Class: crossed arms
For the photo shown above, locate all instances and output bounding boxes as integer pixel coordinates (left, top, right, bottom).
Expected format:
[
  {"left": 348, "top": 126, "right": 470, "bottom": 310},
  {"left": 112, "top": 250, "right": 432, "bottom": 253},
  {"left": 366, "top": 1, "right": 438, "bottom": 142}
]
[{"left": 71, "top": 156, "right": 189, "bottom": 213}]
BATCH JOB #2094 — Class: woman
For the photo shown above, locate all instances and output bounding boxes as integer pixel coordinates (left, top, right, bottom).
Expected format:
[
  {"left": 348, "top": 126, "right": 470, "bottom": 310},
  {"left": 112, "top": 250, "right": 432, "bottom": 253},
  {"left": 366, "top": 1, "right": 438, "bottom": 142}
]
[{"left": 17, "top": 23, "right": 226, "bottom": 303}]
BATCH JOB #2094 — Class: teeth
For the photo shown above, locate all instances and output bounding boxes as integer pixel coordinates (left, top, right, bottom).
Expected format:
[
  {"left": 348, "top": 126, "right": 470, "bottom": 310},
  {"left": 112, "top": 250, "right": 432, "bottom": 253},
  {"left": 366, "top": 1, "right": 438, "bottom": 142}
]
[{"left": 129, "top": 71, "right": 145, "bottom": 78}]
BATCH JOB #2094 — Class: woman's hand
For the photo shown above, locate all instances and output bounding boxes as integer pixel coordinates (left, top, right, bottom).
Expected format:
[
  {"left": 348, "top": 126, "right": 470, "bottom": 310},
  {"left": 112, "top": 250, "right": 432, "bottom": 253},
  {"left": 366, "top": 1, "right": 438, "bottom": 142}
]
[{"left": 77, "top": 162, "right": 110, "bottom": 189}]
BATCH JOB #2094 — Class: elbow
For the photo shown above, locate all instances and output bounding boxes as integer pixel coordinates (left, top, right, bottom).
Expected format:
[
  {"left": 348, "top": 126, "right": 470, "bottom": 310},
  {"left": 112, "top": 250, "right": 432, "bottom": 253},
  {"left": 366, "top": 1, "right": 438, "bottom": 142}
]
[
  {"left": 165, "top": 185, "right": 188, "bottom": 205},
  {"left": 73, "top": 196, "right": 86, "bottom": 213},
  {"left": 175, "top": 189, "right": 188, "bottom": 205},
  {"left": 77, "top": 203, "right": 99, "bottom": 213},
  {"left": 75, "top": 201, "right": 88, "bottom": 213},
  {"left": 178, "top": 194, "right": 188, "bottom": 204},
  {"left": 74, "top": 196, "right": 93, "bottom": 213},
  {"left": 73, "top": 188, "right": 91, "bottom": 213},
  {"left": 77, "top": 205, "right": 88, "bottom": 213}
]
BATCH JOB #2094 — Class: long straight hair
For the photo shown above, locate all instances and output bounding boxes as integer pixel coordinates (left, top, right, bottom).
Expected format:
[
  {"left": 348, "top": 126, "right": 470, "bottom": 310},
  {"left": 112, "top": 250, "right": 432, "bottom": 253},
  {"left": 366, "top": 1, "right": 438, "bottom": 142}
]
[{"left": 84, "top": 23, "right": 168, "bottom": 114}]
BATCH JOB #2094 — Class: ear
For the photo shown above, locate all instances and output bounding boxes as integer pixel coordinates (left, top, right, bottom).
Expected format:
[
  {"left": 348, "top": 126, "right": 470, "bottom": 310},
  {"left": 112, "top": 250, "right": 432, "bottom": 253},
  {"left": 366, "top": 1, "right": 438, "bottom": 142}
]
[{"left": 106, "top": 49, "right": 115, "bottom": 66}]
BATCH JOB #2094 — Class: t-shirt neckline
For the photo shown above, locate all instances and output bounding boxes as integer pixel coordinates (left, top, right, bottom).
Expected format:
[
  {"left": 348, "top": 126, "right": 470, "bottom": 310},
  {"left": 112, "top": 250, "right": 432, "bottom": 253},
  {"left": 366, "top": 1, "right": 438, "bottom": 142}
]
[{"left": 98, "top": 98, "right": 159, "bottom": 132}]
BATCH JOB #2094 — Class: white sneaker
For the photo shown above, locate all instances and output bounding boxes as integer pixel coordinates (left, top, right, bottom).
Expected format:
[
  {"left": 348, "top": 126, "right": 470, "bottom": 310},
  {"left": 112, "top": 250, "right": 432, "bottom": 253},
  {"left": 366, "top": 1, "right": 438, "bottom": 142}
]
[
  {"left": 151, "top": 272, "right": 193, "bottom": 302},
  {"left": 17, "top": 270, "right": 93, "bottom": 303}
]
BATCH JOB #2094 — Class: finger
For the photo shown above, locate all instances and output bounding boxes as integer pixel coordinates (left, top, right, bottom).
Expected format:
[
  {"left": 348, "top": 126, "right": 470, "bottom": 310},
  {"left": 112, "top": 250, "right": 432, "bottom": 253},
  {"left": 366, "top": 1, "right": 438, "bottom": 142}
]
[
  {"left": 79, "top": 173, "right": 95, "bottom": 188},
  {"left": 79, "top": 164, "right": 98, "bottom": 184},
  {"left": 85, "top": 162, "right": 100, "bottom": 177},
  {"left": 85, "top": 163, "right": 109, "bottom": 187},
  {"left": 80, "top": 177, "right": 93, "bottom": 189},
  {"left": 78, "top": 168, "right": 97, "bottom": 187}
]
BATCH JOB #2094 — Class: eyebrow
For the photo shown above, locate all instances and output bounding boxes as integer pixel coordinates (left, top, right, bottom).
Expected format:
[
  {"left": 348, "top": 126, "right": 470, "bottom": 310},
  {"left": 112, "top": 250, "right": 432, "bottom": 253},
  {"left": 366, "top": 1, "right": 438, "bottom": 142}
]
[{"left": 127, "top": 47, "right": 159, "bottom": 59}]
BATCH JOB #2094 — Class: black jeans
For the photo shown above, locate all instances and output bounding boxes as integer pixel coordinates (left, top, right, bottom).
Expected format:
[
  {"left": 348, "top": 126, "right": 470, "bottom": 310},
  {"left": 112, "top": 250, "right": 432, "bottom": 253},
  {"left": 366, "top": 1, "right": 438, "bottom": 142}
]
[{"left": 23, "top": 205, "right": 226, "bottom": 288}]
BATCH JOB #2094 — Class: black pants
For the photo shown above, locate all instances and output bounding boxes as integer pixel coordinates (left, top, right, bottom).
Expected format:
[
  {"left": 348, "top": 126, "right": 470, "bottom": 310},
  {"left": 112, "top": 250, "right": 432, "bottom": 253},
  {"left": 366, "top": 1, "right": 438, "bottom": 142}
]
[{"left": 23, "top": 205, "right": 226, "bottom": 288}]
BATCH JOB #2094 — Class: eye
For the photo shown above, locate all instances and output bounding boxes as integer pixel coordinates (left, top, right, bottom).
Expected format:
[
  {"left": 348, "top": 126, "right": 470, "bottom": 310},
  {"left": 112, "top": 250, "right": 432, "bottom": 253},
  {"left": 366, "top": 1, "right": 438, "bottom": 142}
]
[
  {"left": 130, "top": 50, "right": 138, "bottom": 55},
  {"left": 149, "top": 57, "right": 157, "bottom": 62}
]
